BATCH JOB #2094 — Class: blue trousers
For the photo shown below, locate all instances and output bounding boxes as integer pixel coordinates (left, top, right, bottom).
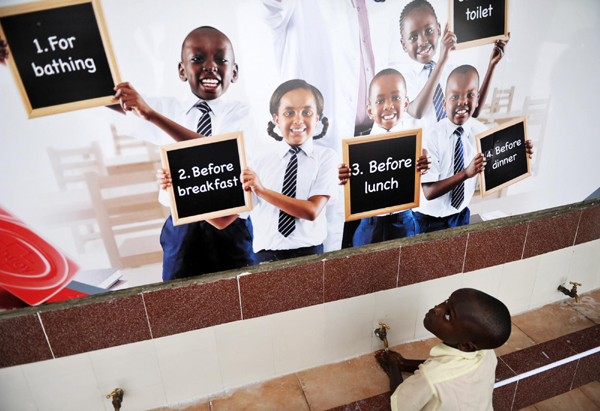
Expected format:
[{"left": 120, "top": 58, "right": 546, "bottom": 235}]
[
  {"left": 255, "top": 244, "right": 323, "bottom": 264},
  {"left": 160, "top": 216, "right": 254, "bottom": 281},
  {"left": 352, "top": 210, "right": 416, "bottom": 247},
  {"left": 413, "top": 208, "right": 470, "bottom": 235}
]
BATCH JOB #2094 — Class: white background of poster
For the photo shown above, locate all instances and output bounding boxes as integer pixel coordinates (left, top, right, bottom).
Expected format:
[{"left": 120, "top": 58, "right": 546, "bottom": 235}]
[{"left": 0, "top": 0, "right": 599, "bottom": 271}]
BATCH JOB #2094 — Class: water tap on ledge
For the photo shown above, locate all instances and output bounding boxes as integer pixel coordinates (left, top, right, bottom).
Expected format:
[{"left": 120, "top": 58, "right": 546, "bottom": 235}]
[
  {"left": 106, "top": 388, "right": 124, "bottom": 411},
  {"left": 374, "top": 322, "right": 390, "bottom": 351},
  {"left": 558, "top": 281, "right": 582, "bottom": 303}
]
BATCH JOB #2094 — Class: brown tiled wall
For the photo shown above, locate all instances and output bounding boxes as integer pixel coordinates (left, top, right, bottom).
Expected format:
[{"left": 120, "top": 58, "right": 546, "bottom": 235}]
[{"left": 0, "top": 203, "right": 599, "bottom": 368}]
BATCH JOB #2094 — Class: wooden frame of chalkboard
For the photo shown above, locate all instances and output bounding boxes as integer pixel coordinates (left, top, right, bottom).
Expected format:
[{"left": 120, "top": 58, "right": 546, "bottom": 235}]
[
  {"left": 449, "top": 0, "right": 509, "bottom": 50},
  {"left": 0, "top": 0, "right": 120, "bottom": 118},
  {"left": 342, "top": 129, "right": 422, "bottom": 222},
  {"left": 160, "top": 131, "right": 252, "bottom": 226},
  {"left": 476, "top": 116, "right": 530, "bottom": 197}
]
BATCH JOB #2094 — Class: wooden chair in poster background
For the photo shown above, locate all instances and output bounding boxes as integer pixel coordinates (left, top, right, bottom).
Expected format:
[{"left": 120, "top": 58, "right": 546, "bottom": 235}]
[
  {"left": 479, "top": 86, "right": 515, "bottom": 124},
  {"left": 521, "top": 95, "right": 551, "bottom": 176},
  {"left": 47, "top": 141, "right": 107, "bottom": 252},
  {"left": 85, "top": 171, "right": 168, "bottom": 269},
  {"left": 111, "top": 123, "right": 160, "bottom": 159},
  {"left": 111, "top": 123, "right": 145, "bottom": 156},
  {"left": 108, "top": 124, "right": 161, "bottom": 175},
  {"left": 47, "top": 141, "right": 107, "bottom": 190}
]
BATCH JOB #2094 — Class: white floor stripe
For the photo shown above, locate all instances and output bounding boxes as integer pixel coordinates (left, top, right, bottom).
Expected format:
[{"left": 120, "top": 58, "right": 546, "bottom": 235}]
[{"left": 494, "top": 345, "right": 600, "bottom": 388}]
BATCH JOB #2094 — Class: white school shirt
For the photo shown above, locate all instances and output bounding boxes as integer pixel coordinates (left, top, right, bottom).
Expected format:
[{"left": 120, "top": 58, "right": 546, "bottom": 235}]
[
  {"left": 390, "top": 344, "right": 496, "bottom": 411},
  {"left": 257, "top": 0, "right": 403, "bottom": 153},
  {"left": 128, "top": 93, "right": 258, "bottom": 207},
  {"left": 400, "top": 60, "right": 457, "bottom": 129},
  {"left": 369, "top": 118, "right": 418, "bottom": 136},
  {"left": 250, "top": 138, "right": 338, "bottom": 252},
  {"left": 414, "top": 117, "right": 487, "bottom": 218}
]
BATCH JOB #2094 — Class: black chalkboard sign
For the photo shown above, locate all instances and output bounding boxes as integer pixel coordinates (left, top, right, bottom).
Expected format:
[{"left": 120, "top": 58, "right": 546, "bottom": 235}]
[
  {"left": 449, "top": 0, "right": 508, "bottom": 50},
  {"left": 342, "top": 130, "right": 422, "bottom": 221},
  {"left": 476, "top": 116, "right": 530, "bottom": 197},
  {"left": 0, "top": 0, "right": 120, "bottom": 118},
  {"left": 160, "top": 132, "right": 252, "bottom": 226}
]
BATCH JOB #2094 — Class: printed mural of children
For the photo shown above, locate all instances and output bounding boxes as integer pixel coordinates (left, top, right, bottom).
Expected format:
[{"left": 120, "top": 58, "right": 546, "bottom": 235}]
[
  {"left": 113, "top": 26, "right": 257, "bottom": 280},
  {"left": 413, "top": 65, "right": 533, "bottom": 233},
  {"left": 241, "top": 80, "right": 338, "bottom": 263},
  {"left": 338, "top": 69, "right": 430, "bottom": 246},
  {"left": 398, "top": 0, "right": 509, "bottom": 127}
]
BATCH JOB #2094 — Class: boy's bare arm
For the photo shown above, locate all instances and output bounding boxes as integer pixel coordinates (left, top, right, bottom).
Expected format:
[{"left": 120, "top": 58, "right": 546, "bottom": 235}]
[
  {"left": 422, "top": 153, "right": 485, "bottom": 200},
  {"left": 242, "top": 168, "right": 329, "bottom": 221},
  {"left": 112, "top": 82, "right": 204, "bottom": 142},
  {"left": 407, "top": 24, "right": 457, "bottom": 119},
  {"left": 473, "top": 33, "right": 510, "bottom": 118}
]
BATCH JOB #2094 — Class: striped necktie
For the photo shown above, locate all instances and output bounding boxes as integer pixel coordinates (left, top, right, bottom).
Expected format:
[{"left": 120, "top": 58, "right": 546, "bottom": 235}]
[
  {"left": 424, "top": 62, "right": 447, "bottom": 122},
  {"left": 195, "top": 101, "right": 212, "bottom": 136},
  {"left": 450, "top": 126, "right": 465, "bottom": 209},
  {"left": 278, "top": 146, "right": 301, "bottom": 237}
]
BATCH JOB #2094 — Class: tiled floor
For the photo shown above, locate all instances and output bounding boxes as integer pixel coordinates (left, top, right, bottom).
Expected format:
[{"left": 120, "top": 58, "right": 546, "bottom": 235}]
[{"left": 153, "top": 289, "right": 600, "bottom": 411}]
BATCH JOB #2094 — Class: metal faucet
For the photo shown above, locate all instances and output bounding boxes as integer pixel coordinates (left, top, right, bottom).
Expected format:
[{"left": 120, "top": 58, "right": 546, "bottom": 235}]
[
  {"left": 106, "top": 388, "right": 124, "bottom": 411},
  {"left": 374, "top": 322, "right": 390, "bottom": 351},
  {"left": 558, "top": 282, "right": 582, "bottom": 303}
]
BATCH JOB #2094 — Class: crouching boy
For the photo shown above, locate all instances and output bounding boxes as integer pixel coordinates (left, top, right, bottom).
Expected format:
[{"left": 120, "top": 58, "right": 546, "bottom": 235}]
[{"left": 377, "top": 288, "right": 511, "bottom": 411}]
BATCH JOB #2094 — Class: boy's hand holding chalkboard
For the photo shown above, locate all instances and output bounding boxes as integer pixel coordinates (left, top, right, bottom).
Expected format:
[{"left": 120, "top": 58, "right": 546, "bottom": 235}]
[
  {"left": 466, "top": 153, "right": 487, "bottom": 178},
  {"left": 525, "top": 140, "right": 534, "bottom": 159},
  {"left": 338, "top": 164, "right": 351, "bottom": 185},
  {"left": 0, "top": 39, "right": 8, "bottom": 65},
  {"left": 112, "top": 82, "right": 154, "bottom": 120},
  {"left": 490, "top": 33, "right": 510, "bottom": 66},
  {"left": 157, "top": 168, "right": 172, "bottom": 191}
]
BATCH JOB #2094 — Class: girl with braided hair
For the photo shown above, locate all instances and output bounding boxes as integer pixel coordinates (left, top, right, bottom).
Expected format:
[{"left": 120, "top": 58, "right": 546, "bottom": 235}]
[{"left": 241, "top": 80, "right": 337, "bottom": 263}]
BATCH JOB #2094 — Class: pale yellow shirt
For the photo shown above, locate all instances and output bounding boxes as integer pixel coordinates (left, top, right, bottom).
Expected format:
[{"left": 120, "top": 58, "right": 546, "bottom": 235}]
[{"left": 391, "top": 343, "right": 497, "bottom": 411}]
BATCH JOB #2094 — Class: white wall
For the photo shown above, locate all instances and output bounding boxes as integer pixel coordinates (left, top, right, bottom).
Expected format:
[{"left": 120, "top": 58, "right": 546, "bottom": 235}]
[{"left": 1, "top": 238, "right": 598, "bottom": 411}]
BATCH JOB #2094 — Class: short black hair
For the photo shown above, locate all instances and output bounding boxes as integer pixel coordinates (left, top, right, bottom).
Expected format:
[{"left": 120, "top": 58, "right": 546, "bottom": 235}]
[
  {"left": 180, "top": 26, "right": 235, "bottom": 62},
  {"left": 399, "top": 0, "right": 438, "bottom": 36},
  {"left": 446, "top": 65, "right": 480, "bottom": 93},
  {"left": 369, "top": 68, "right": 407, "bottom": 101},
  {"left": 465, "top": 289, "right": 511, "bottom": 349}
]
